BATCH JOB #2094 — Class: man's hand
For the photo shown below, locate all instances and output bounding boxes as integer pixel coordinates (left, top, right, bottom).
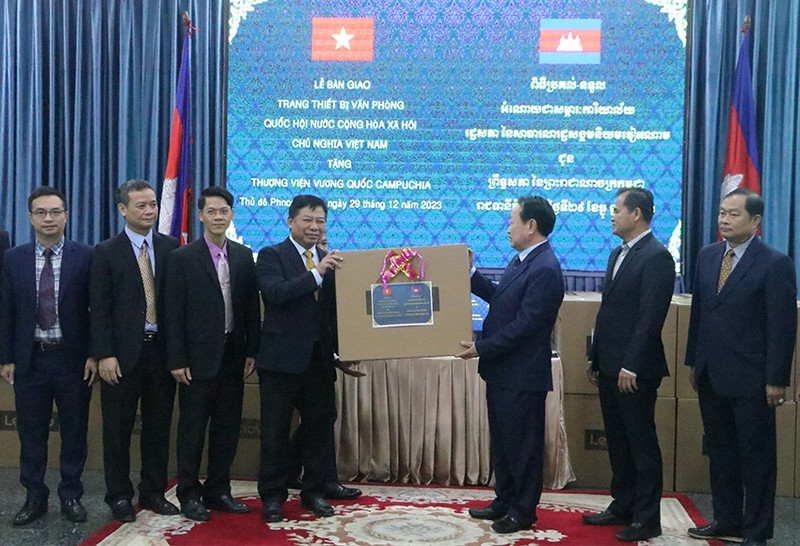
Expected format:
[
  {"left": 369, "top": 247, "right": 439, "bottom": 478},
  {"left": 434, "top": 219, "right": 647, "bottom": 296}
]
[
  {"left": 171, "top": 367, "right": 192, "bottom": 385},
  {"left": 99, "top": 357, "right": 123, "bottom": 385},
  {"left": 316, "top": 250, "right": 343, "bottom": 275},
  {"left": 585, "top": 364, "right": 598, "bottom": 387},
  {"left": 0, "top": 363, "right": 15, "bottom": 385},
  {"left": 336, "top": 360, "right": 365, "bottom": 378},
  {"left": 617, "top": 369, "right": 638, "bottom": 393},
  {"left": 84, "top": 358, "right": 98, "bottom": 387},
  {"left": 243, "top": 357, "right": 256, "bottom": 379},
  {"left": 456, "top": 341, "right": 479, "bottom": 360},
  {"left": 766, "top": 384, "right": 786, "bottom": 409}
]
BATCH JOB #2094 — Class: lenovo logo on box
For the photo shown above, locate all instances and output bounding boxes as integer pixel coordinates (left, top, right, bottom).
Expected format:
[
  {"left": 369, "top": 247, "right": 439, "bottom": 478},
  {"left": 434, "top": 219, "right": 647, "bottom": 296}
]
[{"left": 584, "top": 429, "right": 607, "bottom": 451}]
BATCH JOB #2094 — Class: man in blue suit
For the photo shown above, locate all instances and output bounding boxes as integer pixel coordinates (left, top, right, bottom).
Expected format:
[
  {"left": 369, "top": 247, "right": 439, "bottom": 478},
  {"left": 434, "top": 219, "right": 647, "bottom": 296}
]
[
  {"left": 458, "top": 196, "right": 564, "bottom": 534},
  {"left": 0, "top": 228, "right": 10, "bottom": 271},
  {"left": 685, "top": 188, "right": 796, "bottom": 545},
  {"left": 0, "top": 187, "right": 96, "bottom": 525}
]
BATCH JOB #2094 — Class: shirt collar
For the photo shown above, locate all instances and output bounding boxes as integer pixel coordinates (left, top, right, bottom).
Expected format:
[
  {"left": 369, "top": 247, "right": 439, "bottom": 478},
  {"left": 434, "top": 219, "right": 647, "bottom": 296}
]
[
  {"left": 35, "top": 237, "right": 65, "bottom": 256},
  {"left": 125, "top": 225, "right": 154, "bottom": 249},
  {"left": 725, "top": 234, "right": 756, "bottom": 258},
  {"left": 622, "top": 229, "right": 651, "bottom": 250},
  {"left": 289, "top": 235, "right": 318, "bottom": 261},
  {"left": 204, "top": 234, "right": 228, "bottom": 257},
  {"left": 518, "top": 239, "right": 547, "bottom": 263}
]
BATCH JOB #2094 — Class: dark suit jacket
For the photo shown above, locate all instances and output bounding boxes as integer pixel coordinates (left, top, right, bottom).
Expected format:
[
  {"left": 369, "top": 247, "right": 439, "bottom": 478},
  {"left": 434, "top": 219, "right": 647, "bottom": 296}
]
[
  {"left": 0, "top": 229, "right": 10, "bottom": 273},
  {"left": 0, "top": 241, "right": 93, "bottom": 374},
  {"left": 164, "top": 238, "right": 260, "bottom": 380},
  {"left": 472, "top": 241, "right": 564, "bottom": 392},
  {"left": 255, "top": 238, "right": 336, "bottom": 375},
  {"left": 90, "top": 231, "right": 179, "bottom": 372},
  {"left": 590, "top": 232, "right": 675, "bottom": 378},
  {"left": 685, "top": 237, "right": 797, "bottom": 397}
]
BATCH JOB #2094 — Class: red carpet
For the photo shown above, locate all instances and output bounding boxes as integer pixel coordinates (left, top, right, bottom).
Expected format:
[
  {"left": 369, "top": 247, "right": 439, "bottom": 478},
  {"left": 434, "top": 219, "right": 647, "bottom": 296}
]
[{"left": 82, "top": 482, "right": 719, "bottom": 545}]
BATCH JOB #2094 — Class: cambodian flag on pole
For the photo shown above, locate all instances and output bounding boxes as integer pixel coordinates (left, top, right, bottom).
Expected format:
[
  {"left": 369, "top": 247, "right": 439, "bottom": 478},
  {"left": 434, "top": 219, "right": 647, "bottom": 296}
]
[
  {"left": 720, "top": 16, "right": 759, "bottom": 201},
  {"left": 158, "top": 12, "right": 193, "bottom": 245}
]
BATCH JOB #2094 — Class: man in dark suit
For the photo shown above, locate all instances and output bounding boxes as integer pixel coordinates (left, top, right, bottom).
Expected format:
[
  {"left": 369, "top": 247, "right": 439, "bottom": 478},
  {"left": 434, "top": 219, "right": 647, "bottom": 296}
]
[
  {"left": 90, "top": 179, "right": 180, "bottom": 522},
  {"left": 685, "top": 188, "right": 796, "bottom": 545},
  {"left": 256, "top": 194, "right": 360, "bottom": 523},
  {"left": 0, "top": 187, "right": 95, "bottom": 525},
  {"left": 0, "top": 228, "right": 10, "bottom": 271},
  {"left": 582, "top": 188, "right": 675, "bottom": 542},
  {"left": 458, "top": 196, "right": 564, "bottom": 534},
  {"left": 164, "top": 186, "right": 260, "bottom": 521}
]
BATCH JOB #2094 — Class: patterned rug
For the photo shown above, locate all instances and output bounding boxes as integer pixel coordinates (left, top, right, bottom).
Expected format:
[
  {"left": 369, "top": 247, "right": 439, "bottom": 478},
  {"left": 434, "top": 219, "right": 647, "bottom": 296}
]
[{"left": 82, "top": 481, "right": 717, "bottom": 545}]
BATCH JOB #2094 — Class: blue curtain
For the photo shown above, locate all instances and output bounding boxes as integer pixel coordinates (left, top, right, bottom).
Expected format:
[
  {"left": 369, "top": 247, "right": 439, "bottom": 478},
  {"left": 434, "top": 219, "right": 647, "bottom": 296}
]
[
  {"left": 1, "top": 0, "right": 798, "bottom": 290},
  {"left": 0, "top": 0, "right": 226, "bottom": 245},
  {"left": 685, "top": 0, "right": 800, "bottom": 289}
]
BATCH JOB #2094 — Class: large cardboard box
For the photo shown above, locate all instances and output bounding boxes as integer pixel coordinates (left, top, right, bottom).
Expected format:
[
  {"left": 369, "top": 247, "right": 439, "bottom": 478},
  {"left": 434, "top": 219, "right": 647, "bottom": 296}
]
[
  {"left": 229, "top": 384, "right": 262, "bottom": 478},
  {"left": 674, "top": 398, "right": 796, "bottom": 497},
  {"left": 673, "top": 295, "right": 695, "bottom": 399},
  {"left": 562, "top": 393, "right": 676, "bottom": 491},
  {"left": 796, "top": 403, "right": 800, "bottom": 498},
  {"left": 335, "top": 245, "right": 473, "bottom": 361},
  {"left": 556, "top": 293, "right": 677, "bottom": 397}
]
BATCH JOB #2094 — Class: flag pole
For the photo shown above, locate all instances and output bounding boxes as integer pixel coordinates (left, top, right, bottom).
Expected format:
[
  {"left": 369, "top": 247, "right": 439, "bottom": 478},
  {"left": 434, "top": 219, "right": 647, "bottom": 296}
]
[{"left": 740, "top": 15, "right": 750, "bottom": 34}]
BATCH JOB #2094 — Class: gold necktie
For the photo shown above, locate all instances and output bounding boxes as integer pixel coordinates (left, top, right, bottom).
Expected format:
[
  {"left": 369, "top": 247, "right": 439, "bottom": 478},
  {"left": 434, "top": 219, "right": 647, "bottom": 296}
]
[
  {"left": 717, "top": 248, "right": 735, "bottom": 294},
  {"left": 138, "top": 241, "right": 157, "bottom": 323},
  {"left": 304, "top": 249, "right": 319, "bottom": 300},
  {"left": 303, "top": 249, "right": 315, "bottom": 271}
]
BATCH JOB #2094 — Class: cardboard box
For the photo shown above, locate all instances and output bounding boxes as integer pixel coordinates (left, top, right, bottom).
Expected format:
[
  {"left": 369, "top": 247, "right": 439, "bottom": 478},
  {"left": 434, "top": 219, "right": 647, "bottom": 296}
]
[
  {"left": 796, "top": 402, "right": 800, "bottom": 498},
  {"left": 335, "top": 245, "right": 473, "bottom": 361},
  {"left": 556, "top": 293, "right": 677, "bottom": 397},
  {"left": 674, "top": 398, "right": 796, "bottom": 497},
  {"left": 229, "top": 384, "right": 262, "bottom": 478},
  {"left": 562, "top": 393, "right": 676, "bottom": 491},
  {"left": 673, "top": 295, "right": 695, "bottom": 399}
]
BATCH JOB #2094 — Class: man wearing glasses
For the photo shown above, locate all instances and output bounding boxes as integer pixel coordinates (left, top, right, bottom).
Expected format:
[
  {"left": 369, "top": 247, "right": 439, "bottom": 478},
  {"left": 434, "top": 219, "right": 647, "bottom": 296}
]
[
  {"left": 164, "top": 186, "right": 260, "bottom": 521},
  {"left": 0, "top": 187, "right": 96, "bottom": 525}
]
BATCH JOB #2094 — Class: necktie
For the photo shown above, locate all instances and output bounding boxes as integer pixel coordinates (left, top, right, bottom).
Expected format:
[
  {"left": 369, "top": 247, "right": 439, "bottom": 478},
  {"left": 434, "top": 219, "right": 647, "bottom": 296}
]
[
  {"left": 612, "top": 243, "right": 630, "bottom": 280},
  {"left": 138, "top": 241, "right": 157, "bottom": 324},
  {"left": 217, "top": 252, "right": 234, "bottom": 333},
  {"left": 37, "top": 247, "right": 57, "bottom": 329},
  {"left": 717, "top": 248, "right": 735, "bottom": 293},
  {"left": 304, "top": 249, "right": 319, "bottom": 300}
]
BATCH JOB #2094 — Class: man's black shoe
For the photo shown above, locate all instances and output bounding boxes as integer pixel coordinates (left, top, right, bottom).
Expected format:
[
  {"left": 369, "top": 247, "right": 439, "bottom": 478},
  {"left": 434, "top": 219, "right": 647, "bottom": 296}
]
[
  {"left": 468, "top": 504, "right": 506, "bottom": 520},
  {"left": 139, "top": 494, "right": 179, "bottom": 516},
  {"left": 301, "top": 496, "right": 335, "bottom": 517},
  {"left": 181, "top": 499, "right": 210, "bottom": 521},
  {"left": 261, "top": 500, "right": 284, "bottom": 522},
  {"left": 491, "top": 514, "right": 533, "bottom": 534},
  {"left": 61, "top": 498, "right": 87, "bottom": 523},
  {"left": 322, "top": 482, "right": 361, "bottom": 500},
  {"left": 204, "top": 494, "right": 250, "bottom": 513},
  {"left": 12, "top": 500, "right": 47, "bottom": 526},
  {"left": 687, "top": 521, "right": 743, "bottom": 543},
  {"left": 616, "top": 522, "right": 662, "bottom": 542},
  {"left": 582, "top": 508, "right": 632, "bottom": 526},
  {"left": 111, "top": 499, "right": 136, "bottom": 523}
]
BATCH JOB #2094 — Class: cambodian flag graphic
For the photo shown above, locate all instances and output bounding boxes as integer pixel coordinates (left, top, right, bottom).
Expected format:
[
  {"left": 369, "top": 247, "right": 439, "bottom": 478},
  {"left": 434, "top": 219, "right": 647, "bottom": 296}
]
[
  {"left": 539, "top": 19, "right": 601, "bottom": 64},
  {"left": 720, "top": 31, "right": 760, "bottom": 200}
]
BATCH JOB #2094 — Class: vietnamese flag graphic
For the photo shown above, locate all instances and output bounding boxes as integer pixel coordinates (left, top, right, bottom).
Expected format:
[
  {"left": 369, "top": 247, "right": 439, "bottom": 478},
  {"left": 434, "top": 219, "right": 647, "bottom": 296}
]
[
  {"left": 720, "top": 28, "right": 760, "bottom": 201},
  {"left": 539, "top": 19, "right": 601, "bottom": 64},
  {"left": 311, "top": 17, "right": 374, "bottom": 61}
]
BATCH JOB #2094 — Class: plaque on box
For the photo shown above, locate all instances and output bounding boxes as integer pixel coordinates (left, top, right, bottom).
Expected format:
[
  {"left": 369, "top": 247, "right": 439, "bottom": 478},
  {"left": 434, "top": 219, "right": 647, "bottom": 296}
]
[{"left": 335, "top": 244, "right": 472, "bottom": 361}]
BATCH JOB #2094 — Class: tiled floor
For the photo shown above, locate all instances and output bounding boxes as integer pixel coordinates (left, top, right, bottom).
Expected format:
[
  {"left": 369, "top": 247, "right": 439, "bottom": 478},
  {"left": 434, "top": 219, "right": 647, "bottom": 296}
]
[{"left": 0, "top": 469, "right": 796, "bottom": 545}]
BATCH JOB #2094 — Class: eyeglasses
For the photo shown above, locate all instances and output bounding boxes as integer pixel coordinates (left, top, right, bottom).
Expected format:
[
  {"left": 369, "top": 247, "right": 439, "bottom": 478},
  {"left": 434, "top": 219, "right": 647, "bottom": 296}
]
[
  {"left": 202, "top": 208, "right": 232, "bottom": 217},
  {"left": 30, "top": 209, "right": 66, "bottom": 219}
]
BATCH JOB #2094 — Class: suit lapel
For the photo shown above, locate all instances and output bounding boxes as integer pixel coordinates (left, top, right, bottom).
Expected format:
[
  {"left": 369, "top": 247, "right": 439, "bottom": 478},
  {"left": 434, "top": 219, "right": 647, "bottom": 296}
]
[
  {"left": 494, "top": 242, "right": 548, "bottom": 298},
  {"left": 605, "top": 233, "right": 652, "bottom": 297},
  {"left": 196, "top": 239, "right": 221, "bottom": 289},
  {"left": 58, "top": 242, "right": 75, "bottom": 304},
  {"left": 23, "top": 244, "right": 37, "bottom": 309},
  {"left": 715, "top": 239, "right": 759, "bottom": 303},
  {"left": 283, "top": 238, "right": 306, "bottom": 277},
  {"left": 603, "top": 246, "right": 621, "bottom": 295}
]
